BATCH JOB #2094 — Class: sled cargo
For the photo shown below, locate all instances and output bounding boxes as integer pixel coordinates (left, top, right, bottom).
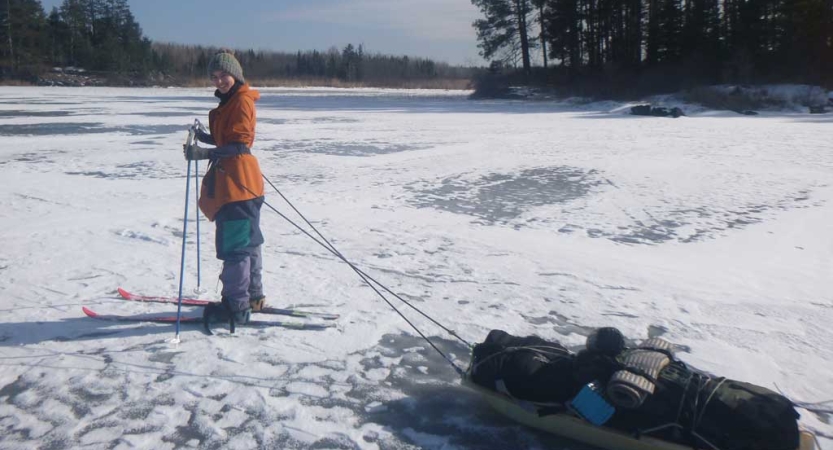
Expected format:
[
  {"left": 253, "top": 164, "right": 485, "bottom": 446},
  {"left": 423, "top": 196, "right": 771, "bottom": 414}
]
[
  {"left": 463, "top": 329, "right": 818, "bottom": 450},
  {"left": 461, "top": 374, "right": 817, "bottom": 450}
]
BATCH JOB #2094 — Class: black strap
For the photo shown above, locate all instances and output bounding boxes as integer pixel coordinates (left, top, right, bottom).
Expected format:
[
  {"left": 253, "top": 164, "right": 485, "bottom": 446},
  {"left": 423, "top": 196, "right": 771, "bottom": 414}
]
[
  {"left": 202, "top": 300, "right": 237, "bottom": 335},
  {"left": 202, "top": 303, "right": 220, "bottom": 335},
  {"left": 213, "top": 142, "right": 251, "bottom": 158},
  {"left": 221, "top": 298, "right": 236, "bottom": 334}
]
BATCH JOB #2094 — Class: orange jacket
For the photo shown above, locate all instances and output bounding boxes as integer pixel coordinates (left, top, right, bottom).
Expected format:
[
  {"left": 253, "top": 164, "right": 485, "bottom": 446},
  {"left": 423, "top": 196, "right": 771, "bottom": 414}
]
[{"left": 199, "top": 84, "right": 265, "bottom": 221}]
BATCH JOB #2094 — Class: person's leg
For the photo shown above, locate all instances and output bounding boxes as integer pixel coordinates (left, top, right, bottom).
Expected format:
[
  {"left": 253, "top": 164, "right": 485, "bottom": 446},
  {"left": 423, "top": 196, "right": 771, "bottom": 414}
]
[
  {"left": 248, "top": 245, "right": 265, "bottom": 310},
  {"left": 213, "top": 198, "right": 264, "bottom": 317},
  {"left": 248, "top": 199, "right": 265, "bottom": 310},
  {"left": 220, "top": 255, "right": 251, "bottom": 313},
  {"left": 215, "top": 203, "right": 254, "bottom": 316},
  {"left": 248, "top": 245, "right": 263, "bottom": 299}
]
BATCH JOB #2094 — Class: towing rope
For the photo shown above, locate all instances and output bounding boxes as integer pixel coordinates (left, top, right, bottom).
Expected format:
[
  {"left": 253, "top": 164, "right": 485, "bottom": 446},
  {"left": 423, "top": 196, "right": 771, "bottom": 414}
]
[{"left": 216, "top": 161, "right": 470, "bottom": 375}]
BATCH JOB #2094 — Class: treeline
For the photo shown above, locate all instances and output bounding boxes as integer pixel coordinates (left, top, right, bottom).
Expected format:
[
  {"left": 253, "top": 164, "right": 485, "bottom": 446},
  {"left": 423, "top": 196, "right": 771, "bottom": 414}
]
[
  {"left": 472, "top": 0, "right": 833, "bottom": 90},
  {"left": 0, "top": 0, "right": 153, "bottom": 77},
  {"left": 152, "top": 43, "right": 473, "bottom": 86},
  {"left": 0, "top": 0, "right": 473, "bottom": 86}
]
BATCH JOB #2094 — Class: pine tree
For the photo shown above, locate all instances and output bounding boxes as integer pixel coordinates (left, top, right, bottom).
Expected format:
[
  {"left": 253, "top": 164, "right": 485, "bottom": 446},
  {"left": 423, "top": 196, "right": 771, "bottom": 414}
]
[
  {"left": 472, "top": 0, "right": 535, "bottom": 72},
  {"left": 545, "top": 0, "right": 582, "bottom": 69},
  {"left": 3, "top": 0, "right": 13, "bottom": 66},
  {"left": 532, "top": 0, "right": 548, "bottom": 67},
  {"left": 45, "top": 7, "right": 67, "bottom": 66},
  {"left": 775, "top": 0, "right": 831, "bottom": 82},
  {"left": 645, "top": 0, "right": 684, "bottom": 64},
  {"left": 0, "top": 0, "right": 47, "bottom": 70}
]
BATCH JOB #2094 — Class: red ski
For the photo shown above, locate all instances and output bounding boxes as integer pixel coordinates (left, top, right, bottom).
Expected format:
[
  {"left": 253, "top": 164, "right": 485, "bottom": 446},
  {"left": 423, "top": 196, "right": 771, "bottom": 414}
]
[{"left": 117, "top": 287, "right": 209, "bottom": 305}]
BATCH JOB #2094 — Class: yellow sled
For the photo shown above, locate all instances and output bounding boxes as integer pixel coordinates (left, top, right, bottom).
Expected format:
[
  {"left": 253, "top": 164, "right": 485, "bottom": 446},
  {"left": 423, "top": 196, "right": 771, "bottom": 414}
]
[{"left": 461, "top": 373, "right": 817, "bottom": 450}]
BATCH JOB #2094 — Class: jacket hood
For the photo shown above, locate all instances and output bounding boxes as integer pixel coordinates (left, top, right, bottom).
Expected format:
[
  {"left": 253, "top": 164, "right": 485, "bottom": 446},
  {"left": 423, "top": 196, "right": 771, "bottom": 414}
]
[{"left": 237, "top": 83, "right": 260, "bottom": 102}]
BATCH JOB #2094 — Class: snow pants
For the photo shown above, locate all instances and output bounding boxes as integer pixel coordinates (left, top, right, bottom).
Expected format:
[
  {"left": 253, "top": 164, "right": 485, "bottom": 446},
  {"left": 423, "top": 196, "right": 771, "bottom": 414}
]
[{"left": 214, "top": 197, "right": 264, "bottom": 312}]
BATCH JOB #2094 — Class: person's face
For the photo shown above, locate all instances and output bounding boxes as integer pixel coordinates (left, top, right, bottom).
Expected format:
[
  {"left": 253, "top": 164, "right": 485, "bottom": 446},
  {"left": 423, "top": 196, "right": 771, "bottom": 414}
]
[{"left": 210, "top": 71, "right": 235, "bottom": 94}]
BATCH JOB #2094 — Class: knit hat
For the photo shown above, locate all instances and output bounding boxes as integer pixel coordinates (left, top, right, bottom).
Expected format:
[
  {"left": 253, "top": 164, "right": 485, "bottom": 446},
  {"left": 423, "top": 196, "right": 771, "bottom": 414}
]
[
  {"left": 207, "top": 51, "right": 245, "bottom": 83},
  {"left": 586, "top": 327, "right": 625, "bottom": 356}
]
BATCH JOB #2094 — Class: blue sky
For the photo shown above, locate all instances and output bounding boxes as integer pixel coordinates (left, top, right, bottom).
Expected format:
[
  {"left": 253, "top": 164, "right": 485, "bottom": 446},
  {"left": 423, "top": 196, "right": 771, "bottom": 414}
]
[{"left": 39, "top": 0, "right": 485, "bottom": 66}]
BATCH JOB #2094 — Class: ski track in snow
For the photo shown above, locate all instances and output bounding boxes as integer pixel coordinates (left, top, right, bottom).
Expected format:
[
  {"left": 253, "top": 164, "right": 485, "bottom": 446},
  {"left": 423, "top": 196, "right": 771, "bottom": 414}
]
[{"left": 0, "top": 86, "right": 831, "bottom": 449}]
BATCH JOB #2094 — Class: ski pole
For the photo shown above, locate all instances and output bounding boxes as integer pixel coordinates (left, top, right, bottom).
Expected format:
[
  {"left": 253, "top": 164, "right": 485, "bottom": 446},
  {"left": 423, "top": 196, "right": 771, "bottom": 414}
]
[
  {"left": 194, "top": 119, "right": 205, "bottom": 292},
  {"left": 194, "top": 159, "right": 201, "bottom": 291},
  {"left": 174, "top": 125, "right": 197, "bottom": 343}
]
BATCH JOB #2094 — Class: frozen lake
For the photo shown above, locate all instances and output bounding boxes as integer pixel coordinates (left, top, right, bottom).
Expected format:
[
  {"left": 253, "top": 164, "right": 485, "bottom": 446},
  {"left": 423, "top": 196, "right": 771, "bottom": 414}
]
[{"left": 0, "top": 86, "right": 831, "bottom": 449}]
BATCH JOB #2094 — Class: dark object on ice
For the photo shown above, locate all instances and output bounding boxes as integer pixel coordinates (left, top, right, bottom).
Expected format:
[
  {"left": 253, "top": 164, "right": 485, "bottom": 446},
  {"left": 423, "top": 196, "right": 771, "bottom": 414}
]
[
  {"left": 469, "top": 329, "right": 801, "bottom": 450},
  {"left": 630, "top": 105, "right": 685, "bottom": 118},
  {"left": 809, "top": 106, "right": 826, "bottom": 114},
  {"left": 631, "top": 104, "right": 652, "bottom": 116},
  {"left": 735, "top": 109, "right": 759, "bottom": 115},
  {"left": 650, "top": 106, "right": 684, "bottom": 118}
]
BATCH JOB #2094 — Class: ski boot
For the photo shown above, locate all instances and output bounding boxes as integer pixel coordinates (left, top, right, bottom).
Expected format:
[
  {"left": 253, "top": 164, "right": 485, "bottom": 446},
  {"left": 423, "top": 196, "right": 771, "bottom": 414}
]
[
  {"left": 203, "top": 298, "right": 251, "bottom": 335},
  {"left": 249, "top": 295, "right": 267, "bottom": 312}
]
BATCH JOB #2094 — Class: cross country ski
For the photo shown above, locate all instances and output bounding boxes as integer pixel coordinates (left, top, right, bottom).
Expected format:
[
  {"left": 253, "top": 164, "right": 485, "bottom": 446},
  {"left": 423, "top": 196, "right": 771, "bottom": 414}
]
[
  {"left": 81, "top": 307, "right": 335, "bottom": 330},
  {"left": 116, "top": 288, "right": 339, "bottom": 320}
]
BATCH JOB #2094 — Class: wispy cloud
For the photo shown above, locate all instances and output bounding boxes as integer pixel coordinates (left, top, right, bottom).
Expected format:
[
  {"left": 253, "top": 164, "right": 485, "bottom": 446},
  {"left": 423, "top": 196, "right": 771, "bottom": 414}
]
[{"left": 264, "top": 0, "right": 480, "bottom": 41}]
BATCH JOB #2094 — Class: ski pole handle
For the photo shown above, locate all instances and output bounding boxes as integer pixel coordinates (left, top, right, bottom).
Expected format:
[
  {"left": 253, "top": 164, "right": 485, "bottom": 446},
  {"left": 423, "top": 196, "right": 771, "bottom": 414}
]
[
  {"left": 193, "top": 118, "right": 206, "bottom": 133},
  {"left": 183, "top": 125, "right": 196, "bottom": 151}
]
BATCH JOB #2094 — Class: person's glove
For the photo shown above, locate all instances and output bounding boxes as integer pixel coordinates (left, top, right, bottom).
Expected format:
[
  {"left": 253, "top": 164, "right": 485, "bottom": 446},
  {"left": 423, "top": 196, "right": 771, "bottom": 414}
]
[{"left": 184, "top": 142, "right": 211, "bottom": 160}]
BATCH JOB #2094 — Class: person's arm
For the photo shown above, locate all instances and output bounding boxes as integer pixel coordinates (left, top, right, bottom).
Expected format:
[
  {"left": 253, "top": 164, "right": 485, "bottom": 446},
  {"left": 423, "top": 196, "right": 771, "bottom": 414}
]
[
  {"left": 195, "top": 128, "right": 216, "bottom": 146},
  {"left": 188, "top": 94, "right": 255, "bottom": 160}
]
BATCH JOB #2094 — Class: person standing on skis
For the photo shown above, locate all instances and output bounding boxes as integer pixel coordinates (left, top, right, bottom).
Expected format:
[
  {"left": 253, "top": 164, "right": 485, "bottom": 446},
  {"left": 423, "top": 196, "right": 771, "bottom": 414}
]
[{"left": 183, "top": 49, "right": 267, "bottom": 326}]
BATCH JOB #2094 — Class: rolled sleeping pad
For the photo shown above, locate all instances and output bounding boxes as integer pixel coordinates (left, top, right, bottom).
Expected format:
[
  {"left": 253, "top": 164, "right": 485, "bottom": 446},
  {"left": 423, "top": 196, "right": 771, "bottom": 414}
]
[{"left": 607, "top": 338, "right": 672, "bottom": 409}]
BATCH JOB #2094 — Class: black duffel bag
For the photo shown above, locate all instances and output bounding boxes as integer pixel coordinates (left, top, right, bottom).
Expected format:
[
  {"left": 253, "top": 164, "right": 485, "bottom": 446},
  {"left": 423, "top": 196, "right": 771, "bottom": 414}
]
[
  {"left": 470, "top": 329, "right": 578, "bottom": 403},
  {"left": 612, "top": 360, "right": 800, "bottom": 450}
]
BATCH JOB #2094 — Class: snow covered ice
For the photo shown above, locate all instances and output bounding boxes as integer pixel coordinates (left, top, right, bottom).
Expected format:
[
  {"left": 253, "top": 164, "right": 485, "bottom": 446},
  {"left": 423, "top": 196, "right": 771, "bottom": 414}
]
[{"left": 0, "top": 86, "right": 831, "bottom": 449}]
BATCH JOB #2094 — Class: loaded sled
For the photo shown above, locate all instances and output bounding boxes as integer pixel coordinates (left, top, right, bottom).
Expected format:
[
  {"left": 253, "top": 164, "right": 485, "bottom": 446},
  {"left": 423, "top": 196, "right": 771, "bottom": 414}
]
[{"left": 463, "top": 329, "right": 817, "bottom": 450}]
